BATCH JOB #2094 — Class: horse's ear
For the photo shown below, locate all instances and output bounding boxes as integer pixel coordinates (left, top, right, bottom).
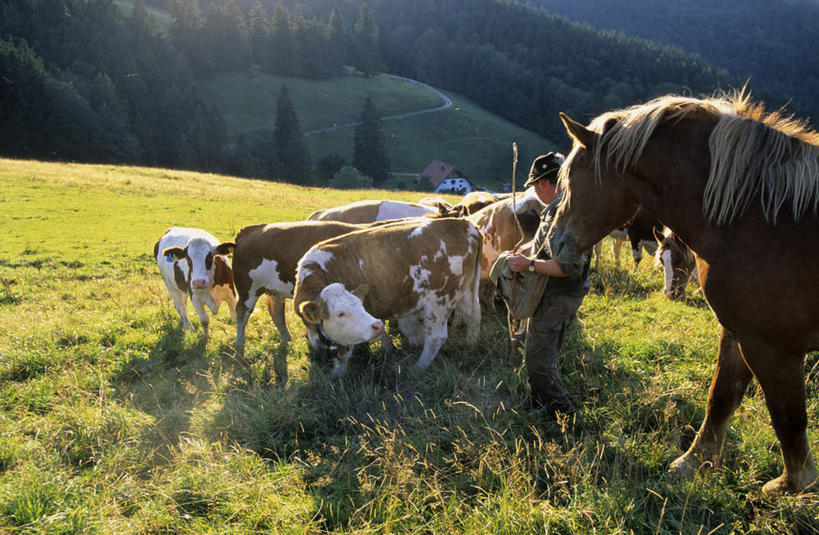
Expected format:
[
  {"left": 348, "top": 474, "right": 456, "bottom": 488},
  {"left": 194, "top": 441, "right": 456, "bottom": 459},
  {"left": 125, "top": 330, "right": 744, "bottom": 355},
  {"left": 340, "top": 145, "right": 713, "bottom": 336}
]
[{"left": 560, "top": 112, "right": 595, "bottom": 148}]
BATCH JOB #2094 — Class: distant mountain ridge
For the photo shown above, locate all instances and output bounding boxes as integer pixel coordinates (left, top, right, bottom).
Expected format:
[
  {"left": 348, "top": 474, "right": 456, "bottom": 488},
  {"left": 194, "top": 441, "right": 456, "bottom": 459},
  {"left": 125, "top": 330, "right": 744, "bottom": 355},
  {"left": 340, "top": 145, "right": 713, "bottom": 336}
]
[{"left": 527, "top": 0, "right": 819, "bottom": 123}]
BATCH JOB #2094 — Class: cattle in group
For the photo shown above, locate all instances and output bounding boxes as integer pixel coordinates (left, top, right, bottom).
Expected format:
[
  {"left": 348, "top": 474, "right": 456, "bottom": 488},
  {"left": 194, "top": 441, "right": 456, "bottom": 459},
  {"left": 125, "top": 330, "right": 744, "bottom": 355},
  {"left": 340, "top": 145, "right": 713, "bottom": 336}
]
[
  {"left": 154, "top": 227, "right": 236, "bottom": 338},
  {"left": 655, "top": 227, "right": 698, "bottom": 300},
  {"left": 594, "top": 207, "right": 663, "bottom": 270},
  {"left": 307, "top": 199, "right": 437, "bottom": 223},
  {"left": 417, "top": 197, "right": 453, "bottom": 213},
  {"left": 444, "top": 191, "right": 500, "bottom": 217},
  {"left": 294, "top": 218, "right": 482, "bottom": 374},
  {"left": 466, "top": 187, "right": 544, "bottom": 280},
  {"left": 231, "top": 220, "right": 365, "bottom": 356}
]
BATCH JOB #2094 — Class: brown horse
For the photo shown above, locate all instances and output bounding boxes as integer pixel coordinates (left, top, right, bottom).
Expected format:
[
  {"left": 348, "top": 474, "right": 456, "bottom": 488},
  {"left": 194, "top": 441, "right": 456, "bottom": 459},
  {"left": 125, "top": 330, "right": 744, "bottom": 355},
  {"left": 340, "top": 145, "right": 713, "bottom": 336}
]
[
  {"left": 655, "top": 227, "right": 697, "bottom": 301},
  {"left": 550, "top": 90, "right": 819, "bottom": 494}
]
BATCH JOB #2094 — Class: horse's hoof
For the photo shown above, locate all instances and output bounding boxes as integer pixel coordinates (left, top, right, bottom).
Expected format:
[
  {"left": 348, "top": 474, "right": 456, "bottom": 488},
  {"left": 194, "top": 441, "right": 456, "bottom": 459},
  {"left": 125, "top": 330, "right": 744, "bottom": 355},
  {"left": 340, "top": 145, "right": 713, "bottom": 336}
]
[
  {"left": 667, "top": 454, "right": 698, "bottom": 480},
  {"left": 762, "top": 475, "right": 793, "bottom": 496}
]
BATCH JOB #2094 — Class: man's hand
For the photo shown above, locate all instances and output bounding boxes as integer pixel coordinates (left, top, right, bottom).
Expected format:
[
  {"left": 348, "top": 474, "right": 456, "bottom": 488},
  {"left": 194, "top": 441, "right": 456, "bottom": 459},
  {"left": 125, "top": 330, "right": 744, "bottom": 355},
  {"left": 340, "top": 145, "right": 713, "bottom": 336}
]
[{"left": 507, "top": 253, "right": 532, "bottom": 273}]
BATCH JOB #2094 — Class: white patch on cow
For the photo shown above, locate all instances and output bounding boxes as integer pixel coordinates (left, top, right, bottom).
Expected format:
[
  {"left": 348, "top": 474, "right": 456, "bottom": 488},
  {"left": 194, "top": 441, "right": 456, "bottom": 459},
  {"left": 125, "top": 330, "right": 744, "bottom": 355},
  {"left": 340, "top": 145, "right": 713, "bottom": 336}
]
[
  {"left": 359, "top": 259, "right": 365, "bottom": 271},
  {"left": 298, "top": 248, "right": 334, "bottom": 282},
  {"left": 409, "top": 220, "right": 433, "bottom": 238},
  {"left": 376, "top": 201, "right": 435, "bottom": 221},
  {"left": 448, "top": 255, "right": 465, "bottom": 276},
  {"left": 248, "top": 258, "right": 294, "bottom": 298},
  {"left": 319, "top": 283, "right": 384, "bottom": 346},
  {"left": 662, "top": 249, "right": 674, "bottom": 294},
  {"left": 409, "top": 258, "right": 432, "bottom": 293}
]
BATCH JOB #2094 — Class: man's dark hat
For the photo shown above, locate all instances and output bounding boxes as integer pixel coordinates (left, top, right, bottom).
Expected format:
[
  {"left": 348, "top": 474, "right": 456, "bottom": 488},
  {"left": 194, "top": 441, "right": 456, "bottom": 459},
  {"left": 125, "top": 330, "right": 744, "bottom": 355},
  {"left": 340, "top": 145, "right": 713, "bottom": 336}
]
[{"left": 524, "top": 151, "right": 565, "bottom": 188}]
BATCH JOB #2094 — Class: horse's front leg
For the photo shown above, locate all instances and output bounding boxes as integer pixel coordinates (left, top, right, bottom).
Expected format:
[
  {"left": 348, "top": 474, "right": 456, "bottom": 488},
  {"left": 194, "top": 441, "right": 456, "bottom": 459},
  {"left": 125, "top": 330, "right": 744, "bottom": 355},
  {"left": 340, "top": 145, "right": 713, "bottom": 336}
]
[
  {"left": 669, "top": 327, "right": 752, "bottom": 478},
  {"left": 738, "top": 337, "right": 817, "bottom": 494}
]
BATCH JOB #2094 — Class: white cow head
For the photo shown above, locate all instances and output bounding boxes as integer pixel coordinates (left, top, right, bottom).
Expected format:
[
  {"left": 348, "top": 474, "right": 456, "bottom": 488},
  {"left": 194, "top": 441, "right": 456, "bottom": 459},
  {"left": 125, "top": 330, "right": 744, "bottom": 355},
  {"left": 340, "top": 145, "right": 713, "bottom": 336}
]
[
  {"left": 298, "top": 283, "right": 384, "bottom": 346},
  {"left": 164, "top": 238, "right": 234, "bottom": 289}
]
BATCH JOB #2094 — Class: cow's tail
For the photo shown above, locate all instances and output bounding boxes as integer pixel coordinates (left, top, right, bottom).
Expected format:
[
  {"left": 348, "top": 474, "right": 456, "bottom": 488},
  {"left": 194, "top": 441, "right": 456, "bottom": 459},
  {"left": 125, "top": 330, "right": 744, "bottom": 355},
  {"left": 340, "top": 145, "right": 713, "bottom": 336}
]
[{"left": 462, "top": 223, "right": 483, "bottom": 345}]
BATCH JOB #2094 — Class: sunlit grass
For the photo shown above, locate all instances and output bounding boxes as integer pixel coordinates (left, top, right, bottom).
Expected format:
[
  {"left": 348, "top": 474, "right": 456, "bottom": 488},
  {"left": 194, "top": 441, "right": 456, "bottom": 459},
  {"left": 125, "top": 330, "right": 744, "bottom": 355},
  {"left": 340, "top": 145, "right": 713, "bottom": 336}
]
[{"left": 0, "top": 159, "right": 816, "bottom": 533}]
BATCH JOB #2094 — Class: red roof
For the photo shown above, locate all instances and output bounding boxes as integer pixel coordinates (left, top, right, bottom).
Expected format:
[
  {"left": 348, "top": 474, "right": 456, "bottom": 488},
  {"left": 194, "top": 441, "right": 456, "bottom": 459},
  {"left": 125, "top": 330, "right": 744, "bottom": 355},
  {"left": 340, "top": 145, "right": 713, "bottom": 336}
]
[{"left": 420, "top": 159, "right": 463, "bottom": 187}]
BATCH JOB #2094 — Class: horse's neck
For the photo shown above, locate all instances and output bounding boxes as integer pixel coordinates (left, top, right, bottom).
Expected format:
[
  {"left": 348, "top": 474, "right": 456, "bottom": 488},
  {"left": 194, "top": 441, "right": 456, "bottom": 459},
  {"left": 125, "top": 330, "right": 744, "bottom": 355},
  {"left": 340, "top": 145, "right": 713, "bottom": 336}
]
[{"left": 631, "top": 118, "right": 717, "bottom": 259}]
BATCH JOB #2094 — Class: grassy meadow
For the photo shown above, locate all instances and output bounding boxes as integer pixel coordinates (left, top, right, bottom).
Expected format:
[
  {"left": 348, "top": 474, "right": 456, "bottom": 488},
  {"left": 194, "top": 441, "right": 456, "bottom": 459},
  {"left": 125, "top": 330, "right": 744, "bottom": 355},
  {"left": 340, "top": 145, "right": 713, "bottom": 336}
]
[
  {"left": 0, "top": 158, "right": 817, "bottom": 533},
  {"left": 197, "top": 72, "right": 555, "bottom": 188}
]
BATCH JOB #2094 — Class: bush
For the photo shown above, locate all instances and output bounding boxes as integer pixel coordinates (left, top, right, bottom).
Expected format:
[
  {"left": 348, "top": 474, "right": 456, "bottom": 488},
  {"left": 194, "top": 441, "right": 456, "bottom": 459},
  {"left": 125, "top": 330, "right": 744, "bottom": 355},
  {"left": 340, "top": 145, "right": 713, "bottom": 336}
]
[{"left": 328, "top": 166, "right": 373, "bottom": 189}]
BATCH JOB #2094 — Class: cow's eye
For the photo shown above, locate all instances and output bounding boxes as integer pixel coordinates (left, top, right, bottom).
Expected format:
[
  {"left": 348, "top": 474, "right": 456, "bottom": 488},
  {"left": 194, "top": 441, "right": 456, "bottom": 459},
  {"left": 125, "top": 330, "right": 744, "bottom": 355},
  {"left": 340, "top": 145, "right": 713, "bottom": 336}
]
[{"left": 337, "top": 311, "right": 346, "bottom": 319}]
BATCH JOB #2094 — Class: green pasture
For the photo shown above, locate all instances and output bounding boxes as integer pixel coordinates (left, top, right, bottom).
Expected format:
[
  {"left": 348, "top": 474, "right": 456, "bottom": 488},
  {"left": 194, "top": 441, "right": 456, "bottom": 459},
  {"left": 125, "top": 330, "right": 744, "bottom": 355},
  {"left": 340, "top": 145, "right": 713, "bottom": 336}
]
[
  {"left": 197, "top": 72, "right": 556, "bottom": 187},
  {"left": 0, "top": 159, "right": 816, "bottom": 533}
]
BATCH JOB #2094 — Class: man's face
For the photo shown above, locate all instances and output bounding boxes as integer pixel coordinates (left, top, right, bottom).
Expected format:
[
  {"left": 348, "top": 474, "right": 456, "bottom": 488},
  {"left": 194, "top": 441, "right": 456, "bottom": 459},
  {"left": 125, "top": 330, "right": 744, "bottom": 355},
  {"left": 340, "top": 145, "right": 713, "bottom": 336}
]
[{"left": 534, "top": 178, "right": 558, "bottom": 204}]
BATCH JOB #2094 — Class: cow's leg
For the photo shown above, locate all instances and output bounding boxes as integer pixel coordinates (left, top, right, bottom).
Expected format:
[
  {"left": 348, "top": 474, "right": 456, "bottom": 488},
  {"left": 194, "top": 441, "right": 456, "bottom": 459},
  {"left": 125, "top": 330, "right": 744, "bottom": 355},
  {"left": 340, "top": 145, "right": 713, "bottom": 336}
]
[
  {"left": 265, "top": 294, "right": 291, "bottom": 342},
  {"left": 612, "top": 237, "right": 622, "bottom": 267},
  {"left": 415, "top": 312, "right": 448, "bottom": 369},
  {"left": 455, "top": 284, "right": 481, "bottom": 347},
  {"left": 191, "top": 292, "right": 211, "bottom": 338},
  {"left": 333, "top": 346, "right": 353, "bottom": 376},
  {"left": 234, "top": 291, "right": 259, "bottom": 356},
  {"left": 669, "top": 327, "right": 752, "bottom": 478},
  {"left": 739, "top": 338, "right": 817, "bottom": 494},
  {"left": 592, "top": 241, "right": 602, "bottom": 270},
  {"left": 630, "top": 236, "right": 642, "bottom": 271},
  {"left": 169, "top": 288, "right": 195, "bottom": 331}
]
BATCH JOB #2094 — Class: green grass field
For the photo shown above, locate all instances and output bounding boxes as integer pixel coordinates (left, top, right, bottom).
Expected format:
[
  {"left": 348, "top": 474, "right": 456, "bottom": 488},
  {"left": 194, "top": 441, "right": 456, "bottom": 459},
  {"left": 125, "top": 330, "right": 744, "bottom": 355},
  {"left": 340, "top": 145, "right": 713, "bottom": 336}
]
[
  {"left": 0, "top": 159, "right": 817, "bottom": 533},
  {"left": 197, "top": 72, "right": 556, "bottom": 189}
]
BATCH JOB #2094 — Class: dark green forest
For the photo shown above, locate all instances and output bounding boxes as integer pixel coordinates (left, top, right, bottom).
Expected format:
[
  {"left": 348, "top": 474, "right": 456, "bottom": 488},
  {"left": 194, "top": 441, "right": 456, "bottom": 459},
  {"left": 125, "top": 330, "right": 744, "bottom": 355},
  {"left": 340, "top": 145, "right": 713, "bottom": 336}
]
[
  {"left": 0, "top": 0, "right": 813, "bottom": 183},
  {"left": 527, "top": 0, "right": 819, "bottom": 119}
]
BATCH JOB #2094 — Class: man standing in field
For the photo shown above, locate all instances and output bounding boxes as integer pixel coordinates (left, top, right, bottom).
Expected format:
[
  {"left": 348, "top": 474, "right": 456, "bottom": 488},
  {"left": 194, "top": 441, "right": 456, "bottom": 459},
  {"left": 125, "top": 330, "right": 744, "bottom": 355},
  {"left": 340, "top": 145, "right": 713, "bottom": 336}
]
[{"left": 506, "top": 152, "right": 592, "bottom": 420}]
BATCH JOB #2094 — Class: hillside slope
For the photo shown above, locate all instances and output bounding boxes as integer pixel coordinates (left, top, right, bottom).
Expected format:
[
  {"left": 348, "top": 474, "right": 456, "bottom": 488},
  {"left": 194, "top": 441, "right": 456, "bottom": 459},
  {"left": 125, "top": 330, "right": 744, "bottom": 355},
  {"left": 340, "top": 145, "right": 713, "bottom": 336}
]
[{"left": 197, "top": 72, "right": 556, "bottom": 189}]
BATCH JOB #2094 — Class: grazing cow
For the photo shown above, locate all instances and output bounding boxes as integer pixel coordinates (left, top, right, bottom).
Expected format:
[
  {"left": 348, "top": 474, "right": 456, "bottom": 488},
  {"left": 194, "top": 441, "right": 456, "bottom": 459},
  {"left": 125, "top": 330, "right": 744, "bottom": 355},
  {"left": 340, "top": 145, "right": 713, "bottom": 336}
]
[
  {"left": 466, "top": 187, "right": 544, "bottom": 279},
  {"left": 594, "top": 207, "right": 663, "bottom": 270},
  {"left": 307, "top": 199, "right": 437, "bottom": 223},
  {"left": 655, "top": 227, "right": 698, "bottom": 300},
  {"left": 231, "top": 220, "right": 364, "bottom": 355},
  {"left": 154, "top": 227, "right": 236, "bottom": 338},
  {"left": 294, "top": 218, "right": 482, "bottom": 374}
]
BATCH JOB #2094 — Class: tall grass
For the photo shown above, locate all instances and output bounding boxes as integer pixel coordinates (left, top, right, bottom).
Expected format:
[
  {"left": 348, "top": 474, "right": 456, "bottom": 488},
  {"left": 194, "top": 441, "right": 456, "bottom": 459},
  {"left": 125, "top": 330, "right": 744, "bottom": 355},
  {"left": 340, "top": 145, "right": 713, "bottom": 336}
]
[{"left": 0, "top": 159, "right": 816, "bottom": 533}]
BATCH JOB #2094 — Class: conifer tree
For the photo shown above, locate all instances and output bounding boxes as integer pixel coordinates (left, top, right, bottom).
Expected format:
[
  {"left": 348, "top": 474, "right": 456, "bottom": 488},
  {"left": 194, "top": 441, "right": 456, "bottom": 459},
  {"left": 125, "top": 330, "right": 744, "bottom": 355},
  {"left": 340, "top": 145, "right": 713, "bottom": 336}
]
[
  {"left": 270, "top": 3, "right": 293, "bottom": 75},
  {"left": 327, "top": 5, "right": 348, "bottom": 75},
  {"left": 354, "top": 3, "right": 381, "bottom": 76},
  {"left": 352, "top": 96, "right": 389, "bottom": 184},
  {"left": 273, "top": 84, "right": 311, "bottom": 183}
]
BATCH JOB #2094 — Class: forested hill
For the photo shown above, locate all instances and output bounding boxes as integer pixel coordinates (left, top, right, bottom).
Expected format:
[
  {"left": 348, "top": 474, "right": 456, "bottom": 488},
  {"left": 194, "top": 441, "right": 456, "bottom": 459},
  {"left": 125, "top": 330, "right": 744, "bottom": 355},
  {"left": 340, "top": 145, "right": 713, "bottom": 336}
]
[
  {"left": 528, "top": 0, "right": 819, "bottom": 120},
  {"left": 1, "top": 0, "right": 808, "bottom": 185}
]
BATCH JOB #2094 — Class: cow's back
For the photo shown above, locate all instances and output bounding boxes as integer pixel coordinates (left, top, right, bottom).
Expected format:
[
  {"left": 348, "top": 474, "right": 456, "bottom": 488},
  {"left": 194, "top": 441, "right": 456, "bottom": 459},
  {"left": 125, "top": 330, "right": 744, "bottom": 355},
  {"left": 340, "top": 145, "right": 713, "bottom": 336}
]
[
  {"left": 296, "top": 218, "right": 481, "bottom": 319},
  {"left": 308, "top": 200, "right": 435, "bottom": 223}
]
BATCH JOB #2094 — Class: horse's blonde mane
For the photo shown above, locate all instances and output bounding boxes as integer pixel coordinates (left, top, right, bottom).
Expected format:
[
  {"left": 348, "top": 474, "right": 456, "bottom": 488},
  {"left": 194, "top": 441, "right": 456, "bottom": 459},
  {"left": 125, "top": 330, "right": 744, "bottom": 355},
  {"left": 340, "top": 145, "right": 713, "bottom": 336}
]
[{"left": 575, "top": 90, "right": 819, "bottom": 224}]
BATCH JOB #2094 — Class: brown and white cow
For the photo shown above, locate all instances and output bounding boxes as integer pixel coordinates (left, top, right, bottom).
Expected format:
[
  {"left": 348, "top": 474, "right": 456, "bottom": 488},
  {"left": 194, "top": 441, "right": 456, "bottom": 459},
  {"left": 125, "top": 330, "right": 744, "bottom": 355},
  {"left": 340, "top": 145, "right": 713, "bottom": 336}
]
[
  {"left": 307, "top": 199, "right": 437, "bottom": 223},
  {"left": 155, "top": 227, "right": 236, "bottom": 338},
  {"left": 231, "top": 220, "right": 365, "bottom": 355},
  {"left": 466, "top": 187, "right": 544, "bottom": 279},
  {"left": 446, "top": 190, "right": 500, "bottom": 217},
  {"left": 294, "top": 218, "right": 482, "bottom": 374}
]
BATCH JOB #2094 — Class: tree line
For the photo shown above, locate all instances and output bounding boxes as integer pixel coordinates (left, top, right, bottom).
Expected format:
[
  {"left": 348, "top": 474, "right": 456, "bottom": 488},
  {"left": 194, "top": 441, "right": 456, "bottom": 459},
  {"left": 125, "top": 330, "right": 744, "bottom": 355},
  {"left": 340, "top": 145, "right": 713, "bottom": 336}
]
[{"left": 2, "top": 0, "right": 809, "bottom": 185}]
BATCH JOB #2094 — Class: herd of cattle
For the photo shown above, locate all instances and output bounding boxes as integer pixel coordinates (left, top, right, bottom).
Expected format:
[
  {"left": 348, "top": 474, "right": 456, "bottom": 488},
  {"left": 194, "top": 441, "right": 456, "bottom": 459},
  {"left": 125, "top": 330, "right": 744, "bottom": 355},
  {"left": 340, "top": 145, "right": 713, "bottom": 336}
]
[{"left": 154, "top": 189, "right": 697, "bottom": 373}]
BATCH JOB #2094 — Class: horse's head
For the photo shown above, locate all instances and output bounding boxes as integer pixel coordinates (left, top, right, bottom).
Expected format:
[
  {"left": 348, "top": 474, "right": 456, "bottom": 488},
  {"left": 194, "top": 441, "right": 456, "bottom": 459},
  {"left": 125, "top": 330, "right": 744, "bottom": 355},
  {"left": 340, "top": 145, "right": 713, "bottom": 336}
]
[
  {"left": 655, "top": 228, "right": 697, "bottom": 301},
  {"left": 549, "top": 113, "right": 640, "bottom": 263}
]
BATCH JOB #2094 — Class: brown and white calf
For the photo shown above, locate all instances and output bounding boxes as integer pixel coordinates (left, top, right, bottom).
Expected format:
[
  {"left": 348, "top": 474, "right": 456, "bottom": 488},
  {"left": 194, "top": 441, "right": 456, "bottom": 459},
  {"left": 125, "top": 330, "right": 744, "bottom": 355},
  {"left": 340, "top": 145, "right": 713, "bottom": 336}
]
[
  {"left": 466, "top": 187, "right": 544, "bottom": 280},
  {"left": 154, "top": 227, "right": 236, "bottom": 338},
  {"left": 307, "top": 199, "right": 437, "bottom": 223},
  {"left": 231, "top": 220, "right": 364, "bottom": 355},
  {"left": 294, "top": 218, "right": 482, "bottom": 374}
]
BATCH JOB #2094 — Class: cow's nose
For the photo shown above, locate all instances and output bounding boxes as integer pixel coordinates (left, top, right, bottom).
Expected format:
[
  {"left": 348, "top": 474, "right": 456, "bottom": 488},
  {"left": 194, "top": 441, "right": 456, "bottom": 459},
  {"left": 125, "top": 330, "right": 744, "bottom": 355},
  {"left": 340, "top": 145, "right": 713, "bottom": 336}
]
[
  {"left": 371, "top": 320, "right": 384, "bottom": 337},
  {"left": 191, "top": 279, "right": 208, "bottom": 289}
]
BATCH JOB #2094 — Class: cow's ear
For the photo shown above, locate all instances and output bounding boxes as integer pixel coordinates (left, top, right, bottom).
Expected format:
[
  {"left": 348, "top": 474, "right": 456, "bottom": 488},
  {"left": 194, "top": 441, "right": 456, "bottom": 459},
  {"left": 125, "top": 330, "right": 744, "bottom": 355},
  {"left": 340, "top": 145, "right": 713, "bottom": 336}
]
[
  {"left": 352, "top": 284, "right": 370, "bottom": 301},
  {"left": 162, "top": 246, "right": 187, "bottom": 259},
  {"left": 560, "top": 112, "right": 596, "bottom": 149},
  {"left": 215, "top": 242, "right": 235, "bottom": 255},
  {"left": 299, "top": 300, "right": 328, "bottom": 324}
]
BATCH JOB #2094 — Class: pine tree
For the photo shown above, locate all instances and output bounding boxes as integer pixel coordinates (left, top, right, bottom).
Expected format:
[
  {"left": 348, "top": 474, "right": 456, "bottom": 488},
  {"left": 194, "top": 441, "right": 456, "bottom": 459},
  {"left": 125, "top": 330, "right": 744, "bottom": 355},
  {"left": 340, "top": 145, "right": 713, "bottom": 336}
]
[
  {"left": 354, "top": 3, "right": 381, "bottom": 76},
  {"left": 270, "top": 3, "right": 292, "bottom": 75},
  {"left": 273, "top": 84, "right": 311, "bottom": 183},
  {"left": 352, "top": 96, "right": 389, "bottom": 184},
  {"left": 327, "top": 5, "right": 348, "bottom": 75}
]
